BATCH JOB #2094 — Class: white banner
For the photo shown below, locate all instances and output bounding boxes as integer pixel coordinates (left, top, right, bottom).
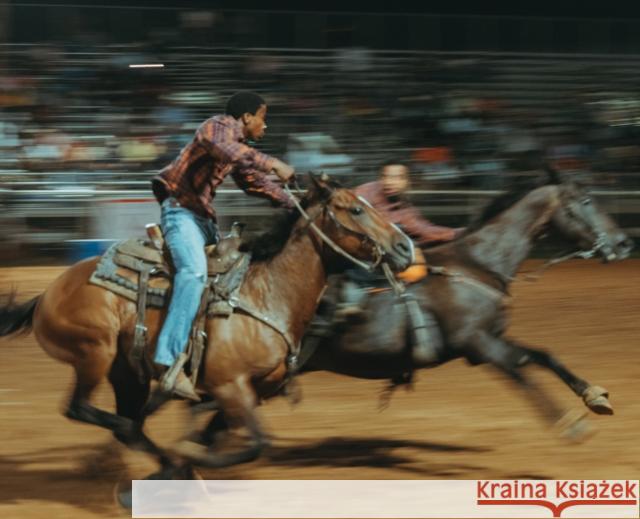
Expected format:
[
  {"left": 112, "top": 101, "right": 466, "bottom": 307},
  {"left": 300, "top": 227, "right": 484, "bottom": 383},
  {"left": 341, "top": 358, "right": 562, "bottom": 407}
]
[
  {"left": 132, "top": 480, "right": 639, "bottom": 518},
  {"left": 92, "top": 197, "right": 159, "bottom": 240}
]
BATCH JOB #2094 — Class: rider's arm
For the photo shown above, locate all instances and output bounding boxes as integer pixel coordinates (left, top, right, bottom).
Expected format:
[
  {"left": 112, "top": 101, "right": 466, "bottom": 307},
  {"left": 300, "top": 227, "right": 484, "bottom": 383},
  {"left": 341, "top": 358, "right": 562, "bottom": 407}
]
[
  {"left": 231, "top": 167, "right": 294, "bottom": 209},
  {"left": 398, "top": 206, "right": 459, "bottom": 246}
]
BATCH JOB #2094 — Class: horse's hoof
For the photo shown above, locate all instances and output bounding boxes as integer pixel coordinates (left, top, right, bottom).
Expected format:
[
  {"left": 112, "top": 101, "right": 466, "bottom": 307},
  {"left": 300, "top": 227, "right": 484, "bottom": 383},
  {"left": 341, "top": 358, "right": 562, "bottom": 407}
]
[
  {"left": 555, "top": 409, "right": 596, "bottom": 443},
  {"left": 582, "top": 385, "right": 613, "bottom": 415},
  {"left": 283, "top": 380, "right": 303, "bottom": 406},
  {"left": 113, "top": 479, "right": 132, "bottom": 510}
]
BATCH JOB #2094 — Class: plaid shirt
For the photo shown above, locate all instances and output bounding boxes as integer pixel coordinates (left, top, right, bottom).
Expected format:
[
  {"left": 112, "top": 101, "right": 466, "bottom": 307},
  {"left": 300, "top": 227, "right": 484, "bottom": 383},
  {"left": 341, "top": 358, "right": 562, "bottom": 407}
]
[
  {"left": 152, "top": 114, "right": 292, "bottom": 220},
  {"left": 355, "top": 181, "right": 458, "bottom": 245}
]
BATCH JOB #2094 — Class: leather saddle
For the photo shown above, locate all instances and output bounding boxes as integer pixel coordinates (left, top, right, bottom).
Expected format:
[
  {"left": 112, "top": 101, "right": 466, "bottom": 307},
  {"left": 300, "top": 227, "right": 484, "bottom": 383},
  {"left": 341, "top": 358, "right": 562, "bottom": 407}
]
[
  {"left": 90, "top": 222, "right": 249, "bottom": 308},
  {"left": 89, "top": 222, "right": 252, "bottom": 383}
]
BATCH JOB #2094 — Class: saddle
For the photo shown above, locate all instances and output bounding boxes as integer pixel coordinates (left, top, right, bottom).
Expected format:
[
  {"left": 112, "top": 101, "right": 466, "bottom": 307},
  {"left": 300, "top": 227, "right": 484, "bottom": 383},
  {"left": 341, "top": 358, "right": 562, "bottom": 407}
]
[{"left": 89, "top": 222, "right": 252, "bottom": 384}]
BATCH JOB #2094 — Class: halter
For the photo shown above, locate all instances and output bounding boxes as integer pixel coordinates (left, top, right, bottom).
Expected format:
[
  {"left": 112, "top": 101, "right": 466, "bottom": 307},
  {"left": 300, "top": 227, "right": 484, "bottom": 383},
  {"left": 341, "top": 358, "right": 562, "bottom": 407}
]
[
  {"left": 284, "top": 182, "right": 386, "bottom": 271},
  {"left": 284, "top": 182, "right": 409, "bottom": 293},
  {"left": 562, "top": 193, "right": 614, "bottom": 259},
  {"left": 523, "top": 191, "right": 613, "bottom": 280}
]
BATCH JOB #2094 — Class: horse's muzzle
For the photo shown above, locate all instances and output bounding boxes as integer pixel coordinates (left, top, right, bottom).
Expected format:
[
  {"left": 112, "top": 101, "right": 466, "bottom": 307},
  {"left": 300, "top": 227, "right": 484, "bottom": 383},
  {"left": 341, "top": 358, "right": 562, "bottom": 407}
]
[
  {"left": 614, "top": 236, "right": 634, "bottom": 260},
  {"left": 387, "top": 235, "right": 414, "bottom": 271},
  {"left": 600, "top": 234, "right": 634, "bottom": 262}
]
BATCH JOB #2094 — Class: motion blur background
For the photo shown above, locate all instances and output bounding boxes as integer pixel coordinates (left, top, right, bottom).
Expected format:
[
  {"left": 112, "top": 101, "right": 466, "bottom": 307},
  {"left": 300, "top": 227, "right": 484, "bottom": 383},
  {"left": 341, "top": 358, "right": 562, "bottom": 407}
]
[
  {"left": 1, "top": 7, "right": 640, "bottom": 518},
  {"left": 1, "top": 1, "right": 640, "bottom": 262}
]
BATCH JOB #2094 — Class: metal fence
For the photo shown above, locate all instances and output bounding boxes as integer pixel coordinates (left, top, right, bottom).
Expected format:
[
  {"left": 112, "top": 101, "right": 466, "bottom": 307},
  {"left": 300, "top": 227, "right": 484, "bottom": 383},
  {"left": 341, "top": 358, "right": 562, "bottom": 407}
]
[{"left": 1, "top": 186, "right": 638, "bottom": 262}]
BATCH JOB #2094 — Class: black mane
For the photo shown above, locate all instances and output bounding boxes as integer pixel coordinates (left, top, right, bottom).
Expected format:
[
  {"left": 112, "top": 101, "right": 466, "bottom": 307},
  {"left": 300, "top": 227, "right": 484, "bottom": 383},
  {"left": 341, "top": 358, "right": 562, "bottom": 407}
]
[
  {"left": 239, "top": 175, "right": 343, "bottom": 261},
  {"left": 239, "top": 195, "right": 309, "bottom": 262},
  {"left": 463, "top": 187, "right": 533, "bottom": 234},
  {"left": 462, "top": 169, "right": 560, "bottom": 234}
]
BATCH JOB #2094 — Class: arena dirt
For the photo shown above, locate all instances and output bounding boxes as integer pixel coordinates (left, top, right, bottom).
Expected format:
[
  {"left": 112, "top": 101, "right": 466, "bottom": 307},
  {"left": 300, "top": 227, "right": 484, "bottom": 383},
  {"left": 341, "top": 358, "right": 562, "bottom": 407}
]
[{"left": 0, "top": 260, "right": 638, "bottom": 518}]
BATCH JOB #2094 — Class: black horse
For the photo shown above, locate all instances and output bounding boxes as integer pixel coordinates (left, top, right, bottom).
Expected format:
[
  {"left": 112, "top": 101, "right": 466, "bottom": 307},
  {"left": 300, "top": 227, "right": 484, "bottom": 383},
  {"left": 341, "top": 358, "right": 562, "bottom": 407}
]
[
  {"left": 191, "top": 169, "right": 632, "bottom": 447},
  {"left": 298, "top": 170, "right": 632, "bottom": 436},
  {"left": 168, "top": 171, "right": 633, "bottom": 462}
]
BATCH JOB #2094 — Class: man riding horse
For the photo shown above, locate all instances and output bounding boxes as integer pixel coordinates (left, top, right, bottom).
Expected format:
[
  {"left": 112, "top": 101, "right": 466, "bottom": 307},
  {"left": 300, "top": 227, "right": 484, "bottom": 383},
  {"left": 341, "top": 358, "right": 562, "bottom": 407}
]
[
  {"left": 336, "top": 159, "right": 462, "bottom": 321},
  {"left": 151, "top": 91, "right": 296, "bottom": 401}
]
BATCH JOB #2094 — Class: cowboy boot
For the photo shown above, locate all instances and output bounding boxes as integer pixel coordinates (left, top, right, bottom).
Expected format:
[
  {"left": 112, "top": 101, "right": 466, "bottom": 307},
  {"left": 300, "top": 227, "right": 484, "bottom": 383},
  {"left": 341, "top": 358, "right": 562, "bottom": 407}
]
[{"left": 159, "top": 353, "right": 201, "bottom": 402}]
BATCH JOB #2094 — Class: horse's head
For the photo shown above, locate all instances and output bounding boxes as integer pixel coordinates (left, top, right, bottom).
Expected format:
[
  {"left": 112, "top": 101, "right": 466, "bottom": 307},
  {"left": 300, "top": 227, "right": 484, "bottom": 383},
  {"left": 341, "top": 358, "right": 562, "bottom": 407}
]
[
  {"left": 548, "top": 169, "right": 633, "bottom": 262},
  {"left": 305, "top": 173, "right": 414, "bottom": 272}
]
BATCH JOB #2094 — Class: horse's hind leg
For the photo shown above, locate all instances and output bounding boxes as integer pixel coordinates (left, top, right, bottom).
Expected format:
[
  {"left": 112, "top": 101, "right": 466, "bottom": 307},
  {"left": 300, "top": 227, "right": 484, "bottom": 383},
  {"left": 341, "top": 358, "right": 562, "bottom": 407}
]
[
  {"left": 505, "top": 338, "right": 613, "bottom": 415},
  {"left": 108, "top": 349, "right": 176, "bottom": 470},
  {"left": 65, "top": 349, "right": 135, "bottom": 439},
  {"left": 469, "top": 331, "right": 593, "bottom": 441},
  {"left": 186, "top": 410, "right": 229, "bottom": 447}
]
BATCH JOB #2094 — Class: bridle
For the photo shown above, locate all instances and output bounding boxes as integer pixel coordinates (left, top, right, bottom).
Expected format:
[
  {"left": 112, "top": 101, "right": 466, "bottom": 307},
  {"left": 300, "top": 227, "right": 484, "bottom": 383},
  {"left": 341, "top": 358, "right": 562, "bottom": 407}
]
[
  {"left": 560, "top": 191, "right": 614, "bottom": 260},
  {"left": 285, "top": 183, "right": 386, "bottom": 272},
  {"left": 284, "top": 183, "right": 412, "bottom": 293},
  {"left": 523, "top": 190, "right": 614, "bottom": 280}
]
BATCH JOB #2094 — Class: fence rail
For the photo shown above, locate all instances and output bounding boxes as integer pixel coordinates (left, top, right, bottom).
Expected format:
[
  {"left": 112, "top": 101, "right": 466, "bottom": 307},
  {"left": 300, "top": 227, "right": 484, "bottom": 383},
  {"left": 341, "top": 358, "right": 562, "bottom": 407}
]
[{"left": 1, "top": 188, "right": 639, "bottom": 253}]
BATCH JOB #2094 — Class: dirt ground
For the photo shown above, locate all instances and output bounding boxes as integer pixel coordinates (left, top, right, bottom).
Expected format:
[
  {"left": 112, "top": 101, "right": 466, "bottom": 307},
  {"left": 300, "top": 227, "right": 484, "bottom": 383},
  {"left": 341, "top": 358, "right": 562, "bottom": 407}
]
[{"left": 0, "top": 260, "right": 638, "bottom": 518}]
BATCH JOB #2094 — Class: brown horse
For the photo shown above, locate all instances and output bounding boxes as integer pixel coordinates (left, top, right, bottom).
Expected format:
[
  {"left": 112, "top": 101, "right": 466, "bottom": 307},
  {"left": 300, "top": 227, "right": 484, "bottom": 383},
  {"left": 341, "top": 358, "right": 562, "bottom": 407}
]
[{"left": 0, "top": 174, "right": 413, "bottom": 475}]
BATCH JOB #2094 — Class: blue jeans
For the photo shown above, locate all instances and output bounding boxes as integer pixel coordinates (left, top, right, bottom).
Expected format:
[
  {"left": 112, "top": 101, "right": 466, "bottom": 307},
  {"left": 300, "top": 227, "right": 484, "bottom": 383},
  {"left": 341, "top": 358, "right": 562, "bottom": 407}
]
[{"left": 154, "top": 198, "right": 219, "bottom": 367}]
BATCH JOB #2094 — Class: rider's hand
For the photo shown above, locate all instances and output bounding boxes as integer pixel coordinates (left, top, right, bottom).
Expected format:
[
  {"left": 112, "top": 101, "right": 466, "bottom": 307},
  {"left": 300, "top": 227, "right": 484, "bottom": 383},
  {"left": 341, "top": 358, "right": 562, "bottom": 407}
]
[{"left": 271, "top": 159, "right": 295, "bottom": 182}]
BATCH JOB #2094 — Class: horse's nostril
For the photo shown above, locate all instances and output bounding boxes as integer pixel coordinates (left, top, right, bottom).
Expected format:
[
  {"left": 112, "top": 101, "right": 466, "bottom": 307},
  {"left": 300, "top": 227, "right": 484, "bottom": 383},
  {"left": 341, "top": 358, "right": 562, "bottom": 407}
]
[
  {"left": 617, "top": 237, "right": 634, "bottom": 254},
  {"left": 395, "top": 241, "right": 409, "bottom": 254}
]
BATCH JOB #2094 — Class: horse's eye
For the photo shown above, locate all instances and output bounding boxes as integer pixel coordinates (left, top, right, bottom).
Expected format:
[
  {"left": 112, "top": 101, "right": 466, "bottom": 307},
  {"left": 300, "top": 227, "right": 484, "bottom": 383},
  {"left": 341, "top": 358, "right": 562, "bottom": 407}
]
[{"left": 349, "top": 206, "right": 363, "bottom": 216}]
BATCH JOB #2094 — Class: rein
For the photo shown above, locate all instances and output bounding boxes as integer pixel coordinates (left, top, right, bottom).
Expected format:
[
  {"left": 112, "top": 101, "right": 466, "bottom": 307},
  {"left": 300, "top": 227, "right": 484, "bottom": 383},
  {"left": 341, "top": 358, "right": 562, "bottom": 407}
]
[
  {"left": 284, "top": 182, "right": 388, "bottom": 274},
  {"left": 519, "top": 189, "right": 614, "bottom": 280},
  {"left": 521, "top": 247, "right": 601, "bottom": 281}
]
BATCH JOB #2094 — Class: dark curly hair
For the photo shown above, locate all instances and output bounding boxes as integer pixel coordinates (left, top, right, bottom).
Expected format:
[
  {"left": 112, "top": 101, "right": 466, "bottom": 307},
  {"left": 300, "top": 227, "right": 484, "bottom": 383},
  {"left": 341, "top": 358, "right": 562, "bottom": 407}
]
[{"left": 225, "top": 91, "right": 266, "bottom": 119}]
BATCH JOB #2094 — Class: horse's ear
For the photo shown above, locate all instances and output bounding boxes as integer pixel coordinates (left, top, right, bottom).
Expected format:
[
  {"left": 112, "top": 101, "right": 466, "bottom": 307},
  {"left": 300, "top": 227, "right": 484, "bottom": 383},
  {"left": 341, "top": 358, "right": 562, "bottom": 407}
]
[{"left": 308, "top": 171, "right": 334, "bottom": 200}]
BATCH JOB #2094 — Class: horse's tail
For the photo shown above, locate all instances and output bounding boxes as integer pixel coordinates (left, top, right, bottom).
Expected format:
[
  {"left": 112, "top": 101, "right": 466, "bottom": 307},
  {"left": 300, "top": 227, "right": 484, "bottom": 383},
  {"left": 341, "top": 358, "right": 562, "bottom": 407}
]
[{"left": 0, "top": 293, "right": 39, "bottom": 337}]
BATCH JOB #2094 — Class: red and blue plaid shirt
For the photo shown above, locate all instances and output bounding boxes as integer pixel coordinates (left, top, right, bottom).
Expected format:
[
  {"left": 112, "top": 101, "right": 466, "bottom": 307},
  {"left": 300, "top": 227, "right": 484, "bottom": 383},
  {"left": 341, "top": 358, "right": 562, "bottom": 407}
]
[{"left": 152, "top": 115, "right": 291, "bottom": 220}]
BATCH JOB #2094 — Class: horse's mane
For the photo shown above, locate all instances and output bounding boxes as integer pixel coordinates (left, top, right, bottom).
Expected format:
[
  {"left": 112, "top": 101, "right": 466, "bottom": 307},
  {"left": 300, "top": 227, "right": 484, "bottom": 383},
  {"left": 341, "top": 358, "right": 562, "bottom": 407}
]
[
  {"left": 460, "top": 169, "right": 560, "bottom": 236},
  {"left": 240, "top": 203, "right": 307, "bottom": 262},
  {"left": 241, "top": 176, "right": 345, "bottom": 261},
  {"left": 461, "top": 188, "right": 533, "bottom": 235}
]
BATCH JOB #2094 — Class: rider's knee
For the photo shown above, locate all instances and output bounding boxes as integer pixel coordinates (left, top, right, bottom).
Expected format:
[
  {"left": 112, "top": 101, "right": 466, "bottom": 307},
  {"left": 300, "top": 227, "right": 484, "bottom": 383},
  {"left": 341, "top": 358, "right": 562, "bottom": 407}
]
[{"left": 175, "top": 268, "right": 207, "bottom": 288}]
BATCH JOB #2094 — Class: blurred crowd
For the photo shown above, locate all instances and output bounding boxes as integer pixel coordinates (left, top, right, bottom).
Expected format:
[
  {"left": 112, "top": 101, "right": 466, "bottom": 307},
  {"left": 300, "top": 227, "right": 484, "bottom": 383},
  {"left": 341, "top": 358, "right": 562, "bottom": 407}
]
[{"left": 2, "top": 43, "right": 640, "bottom": 190}]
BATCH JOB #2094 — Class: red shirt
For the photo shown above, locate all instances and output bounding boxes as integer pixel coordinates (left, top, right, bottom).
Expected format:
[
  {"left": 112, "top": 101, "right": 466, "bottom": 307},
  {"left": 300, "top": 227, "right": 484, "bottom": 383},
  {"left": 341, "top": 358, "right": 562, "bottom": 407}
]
[
  {"left": 355, "top": 181, "right": 458, "bottom": 245},
  {"left": 152, "top": 114, "right": 291, "bottom": 220}
]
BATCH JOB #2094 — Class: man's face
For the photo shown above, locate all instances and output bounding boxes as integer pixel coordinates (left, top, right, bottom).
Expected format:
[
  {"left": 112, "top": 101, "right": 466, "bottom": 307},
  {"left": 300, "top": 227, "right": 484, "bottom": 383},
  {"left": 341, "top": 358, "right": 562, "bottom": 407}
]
[
  {"left": 381, "top": 164, "right": 409, "bottom": 196},
  {"left": 242, "top": 104, "right": 268, "bottom": 141}
]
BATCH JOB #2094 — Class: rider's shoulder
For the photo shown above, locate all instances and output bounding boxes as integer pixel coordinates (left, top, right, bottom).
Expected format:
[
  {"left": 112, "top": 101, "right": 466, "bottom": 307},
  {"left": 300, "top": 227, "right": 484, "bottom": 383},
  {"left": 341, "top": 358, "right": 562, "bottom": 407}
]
[
  {"left": 199, "top": 114, "right": 240, "bottom": 132},
  {"left": 355, "top": 180, "right": 382, "bottom": 199}
]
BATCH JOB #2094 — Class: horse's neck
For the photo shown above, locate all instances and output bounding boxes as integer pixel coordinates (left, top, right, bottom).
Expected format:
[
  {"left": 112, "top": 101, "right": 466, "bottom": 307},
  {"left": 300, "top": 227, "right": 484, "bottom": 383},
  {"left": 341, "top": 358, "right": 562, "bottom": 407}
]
[
  {"left": 249, "top": 225, "right": 326, "bottom": 342},
  {"left": 461, "top": 185, "right": 560, "bottom": 279}
]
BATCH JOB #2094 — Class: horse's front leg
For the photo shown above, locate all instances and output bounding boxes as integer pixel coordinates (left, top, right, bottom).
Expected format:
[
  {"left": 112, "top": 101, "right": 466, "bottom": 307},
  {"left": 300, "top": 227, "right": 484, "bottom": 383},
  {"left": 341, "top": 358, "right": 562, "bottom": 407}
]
[
  {"left": 504, "top": 338, "right": 613, "bottom": 415},
  {"left": 172, "top": 374, "right": 268, "bottom": 468},
  {"left": 182, "top": 409, "right": 230, "bottom": 447},
  {"left": 468, "top": 331, "right": 593, "bottom": 442}
]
